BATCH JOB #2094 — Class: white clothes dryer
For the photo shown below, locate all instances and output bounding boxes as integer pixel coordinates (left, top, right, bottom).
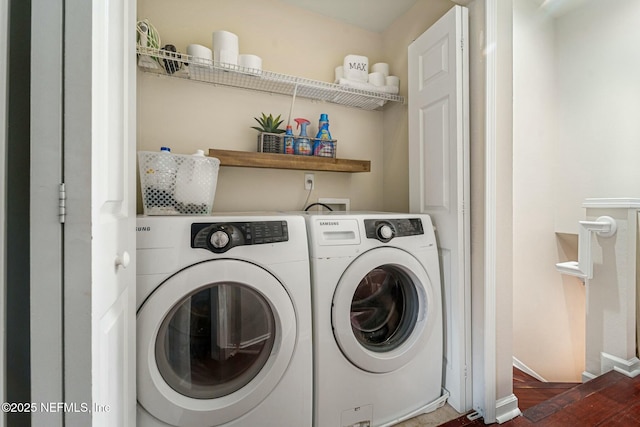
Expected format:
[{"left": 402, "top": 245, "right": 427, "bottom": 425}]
[
  {"left": 305, "top": 212, "right": 444, "bottom": 427},
  {"left": 136, "top": 214, "right": 312, "bottom": 427}
]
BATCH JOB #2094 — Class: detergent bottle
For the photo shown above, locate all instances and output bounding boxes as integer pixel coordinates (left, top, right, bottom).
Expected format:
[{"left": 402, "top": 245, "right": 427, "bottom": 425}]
[
  {"left": 313, "top": 123, "right": 335, "bottom": 157},
  {"left": 317, "top": 114, "right": 332, "bottom": 139},
  {"left": 293, "top": 118, "right": 312, "bottom": 155},
  {"left": 283, "top": 125, "right": 295, "bottom": 154}
]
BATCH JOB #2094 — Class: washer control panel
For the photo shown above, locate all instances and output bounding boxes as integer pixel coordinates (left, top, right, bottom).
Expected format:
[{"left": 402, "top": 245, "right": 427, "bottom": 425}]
[
  {"left": 191, "top": 221, "right": 289, "bottom": 253},
  {"left": 364, "top": 218, "right": 424, "bottom": 243}
]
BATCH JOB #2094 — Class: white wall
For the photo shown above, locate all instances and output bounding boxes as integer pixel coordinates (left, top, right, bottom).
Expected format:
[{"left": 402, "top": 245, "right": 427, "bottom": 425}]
[
  {"left": 513, "top": 0, "right": 640, "bottom": 382},
  {"left": 554, "top": 0, "right": 640, "bottom": 232},
  {"left": 513, "top": 0, "right": 585, "bottom": 382}
]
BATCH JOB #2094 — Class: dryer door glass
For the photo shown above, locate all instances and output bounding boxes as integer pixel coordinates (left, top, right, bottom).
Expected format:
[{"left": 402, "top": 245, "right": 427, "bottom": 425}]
[
  {"left": 350, "top": 265, "right": 419, "bottom": 352},
  {"left": 155, "top": 282, "right": 276, "bottom": 399}
]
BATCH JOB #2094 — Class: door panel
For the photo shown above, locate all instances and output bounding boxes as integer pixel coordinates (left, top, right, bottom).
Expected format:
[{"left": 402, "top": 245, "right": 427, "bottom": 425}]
[
  {"left": 420, "top": 96, "right": 450, "bottom": 211},
  {"left": 420, "top": 36, "right": 449, "bottom": 88},
  {"left": 408, "top": 5, "right": 470, "bottom": 412},
  {"left": 96, "top": 288, "right": 132, "bottom": 426}
]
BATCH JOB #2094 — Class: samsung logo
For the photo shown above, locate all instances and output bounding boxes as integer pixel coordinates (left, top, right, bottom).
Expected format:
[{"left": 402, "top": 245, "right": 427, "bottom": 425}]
[
  {"left": 319, "top": 221, "right": 339, "bottom": 226},
  {"left": 136, "top": 226, "right": 151, "bottom": 232}
]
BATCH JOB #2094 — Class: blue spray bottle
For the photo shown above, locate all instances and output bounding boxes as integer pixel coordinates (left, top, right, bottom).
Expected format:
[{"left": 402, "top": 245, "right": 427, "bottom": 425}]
[
  {"left": 293, "top": 118, "right": 312, "bottom": 155},
  {"left": 283, "top": 125, "right": 294, "bottom": 154}
]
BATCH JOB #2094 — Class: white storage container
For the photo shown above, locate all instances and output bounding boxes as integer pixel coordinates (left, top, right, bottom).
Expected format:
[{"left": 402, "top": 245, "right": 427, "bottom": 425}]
[{"left": 138, "top": 150, "right": 220, "bottom": 215}]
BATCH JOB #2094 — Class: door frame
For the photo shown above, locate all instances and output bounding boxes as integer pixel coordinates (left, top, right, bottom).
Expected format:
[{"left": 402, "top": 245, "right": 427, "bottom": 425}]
[{"left": 478, "top": 0, "right": 519, "bottom": 423}]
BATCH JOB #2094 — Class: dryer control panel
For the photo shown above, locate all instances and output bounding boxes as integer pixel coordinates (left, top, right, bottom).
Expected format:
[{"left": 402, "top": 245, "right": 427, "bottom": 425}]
[
  {"left": 364, "top": 218, "right": 424, "bottom": 243},
  {"left": 191, "top": 221, "right": 289, "bottom": 253}
]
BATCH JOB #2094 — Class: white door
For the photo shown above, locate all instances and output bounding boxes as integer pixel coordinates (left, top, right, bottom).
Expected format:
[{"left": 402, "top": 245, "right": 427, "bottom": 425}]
[
  {"left": 90, "top": 0, "right": 137, "bottom": 425},
  {"left": 63, "top": 0, "right": 137, "bottom": 425},
  {"left": 408, "top": 5, "right": 471, "bottom": 413}
]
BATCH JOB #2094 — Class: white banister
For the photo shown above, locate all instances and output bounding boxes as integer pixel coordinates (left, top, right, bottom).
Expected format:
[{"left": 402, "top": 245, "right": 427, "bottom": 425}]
[
  {"left": 556, "top": 199, "right": 640, "bottom": 381},
  {"left": 555, "top": 216, "right": 617, "bottom": 279}
]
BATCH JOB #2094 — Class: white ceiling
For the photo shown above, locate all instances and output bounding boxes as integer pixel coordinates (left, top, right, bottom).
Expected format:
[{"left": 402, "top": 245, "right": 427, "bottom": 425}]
[{"left": 279, "top": 0, "right": 420, "bottom": 33}]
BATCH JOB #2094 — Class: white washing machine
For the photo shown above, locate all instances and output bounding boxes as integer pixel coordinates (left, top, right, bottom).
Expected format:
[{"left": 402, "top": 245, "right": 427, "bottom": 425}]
[
  {"left": 136, "top": 214, "right": 312, "bottom": 427},
  {"left": 305, "top": 212, "right": 445, "bottom": 427}
]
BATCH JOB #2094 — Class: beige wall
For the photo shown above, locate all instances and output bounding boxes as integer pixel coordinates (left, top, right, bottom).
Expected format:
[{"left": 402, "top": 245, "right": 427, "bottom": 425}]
[
  {"left": 137, "top": 0, "right": 453, "bottom": 213},
  {"left": 137, "top": 0, "right": 387, "bottom": 213}
]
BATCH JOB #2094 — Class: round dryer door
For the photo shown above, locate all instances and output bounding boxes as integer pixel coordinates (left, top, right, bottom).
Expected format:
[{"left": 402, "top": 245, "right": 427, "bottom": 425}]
[
  {"left": 137, "top": 259, "right": 296, "bottom": 427},
  {"left": 332, "top": 247, "right": 437, "bottom": 373}
]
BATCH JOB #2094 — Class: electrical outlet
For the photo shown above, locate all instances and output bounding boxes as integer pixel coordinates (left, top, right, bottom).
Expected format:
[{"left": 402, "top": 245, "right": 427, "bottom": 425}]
[{"left": 304, "top": 173, "right": 315, "bottom": 190}]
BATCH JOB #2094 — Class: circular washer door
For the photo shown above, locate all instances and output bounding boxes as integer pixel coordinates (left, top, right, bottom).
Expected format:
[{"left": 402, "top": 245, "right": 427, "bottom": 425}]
[
  {"left": 137, "top": 259, "right": 296, "bottom": 427},
  {"left": 332, "top": 247, "right": 436, "bottom": 374}
]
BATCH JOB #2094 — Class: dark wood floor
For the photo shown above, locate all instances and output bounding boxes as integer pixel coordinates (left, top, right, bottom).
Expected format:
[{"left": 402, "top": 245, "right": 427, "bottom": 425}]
[
  {"left": 511, "top": 367, "right": 579, "bottom": 411},
  {"left": 440, "top": 368, "right": 640, "bottom": 426}
]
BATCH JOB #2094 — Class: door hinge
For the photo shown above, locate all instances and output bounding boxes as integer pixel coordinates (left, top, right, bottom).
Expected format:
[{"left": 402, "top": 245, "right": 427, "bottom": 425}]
[
  {"left": 461, "top": 38, "right": 464, "bottom": 51},
  {"left": 59, "top": 183, "right": 66, "bottom": 223}
]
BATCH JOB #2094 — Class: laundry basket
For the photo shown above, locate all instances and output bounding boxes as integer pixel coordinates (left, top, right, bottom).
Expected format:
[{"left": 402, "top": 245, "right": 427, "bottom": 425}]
[{"left": 138, "top": 150, "right": 220, "bottom": 215}]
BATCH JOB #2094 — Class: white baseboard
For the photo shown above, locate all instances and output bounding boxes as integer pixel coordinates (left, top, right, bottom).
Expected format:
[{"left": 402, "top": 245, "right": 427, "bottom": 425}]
[
  {"left": 601, "top": 353, "right": 640, "bottom": 378},
  {"left": 582, "top": 371, "right": 597, "bottom": 382},
  {"left": 495, "top": 394, "right": 521, "bottom": 424},
  {"left": 513, "top": 357, "right": 547, "bottom": 382}
]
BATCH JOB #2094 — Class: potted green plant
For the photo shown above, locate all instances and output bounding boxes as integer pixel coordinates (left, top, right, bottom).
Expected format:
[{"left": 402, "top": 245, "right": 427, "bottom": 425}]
[{"left": 252, "top": 113, "right": 286, "bottom": 153}]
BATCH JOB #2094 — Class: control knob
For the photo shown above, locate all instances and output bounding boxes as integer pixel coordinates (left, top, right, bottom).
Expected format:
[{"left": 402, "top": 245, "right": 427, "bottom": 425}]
[
  {"left": 377, "top": 223, "right": 394, "bottom": 241},
  {"left": 210, "top": 230, "right": 230, "bottom": 249}
]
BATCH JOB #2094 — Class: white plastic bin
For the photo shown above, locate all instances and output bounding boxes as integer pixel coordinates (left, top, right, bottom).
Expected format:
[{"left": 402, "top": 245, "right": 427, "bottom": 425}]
[{"left": 138, "top": 150, "right": 220, "bottom": 215}]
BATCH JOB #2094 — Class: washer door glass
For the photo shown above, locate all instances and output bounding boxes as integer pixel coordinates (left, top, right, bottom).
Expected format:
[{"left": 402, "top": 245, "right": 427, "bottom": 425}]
[
  {"left": 155, "top": 282, "right": 276, "bottom": 399},
  {"left": 351, "top": 266, "right": 418, "bottom": 352},
  {"left": 332, "top": 247, "right": 437, "bottom": 373},
  {"left": 137, "top": 259, "right": 296, "bottom": 427}
]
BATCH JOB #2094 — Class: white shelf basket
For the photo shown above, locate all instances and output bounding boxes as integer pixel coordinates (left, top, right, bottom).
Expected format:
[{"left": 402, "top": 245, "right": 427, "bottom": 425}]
[{"left": 136, "top": 46, "right": 405, "bottom": 111}]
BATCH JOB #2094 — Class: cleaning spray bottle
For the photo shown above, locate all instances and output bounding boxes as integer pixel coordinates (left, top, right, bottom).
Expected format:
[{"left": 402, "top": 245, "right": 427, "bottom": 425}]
[
  {"left": 283, "top": 125, "right": 294, "bottom": 154},
  {"left": 293, "top": 118, "right": 312, "bottom": 155}
]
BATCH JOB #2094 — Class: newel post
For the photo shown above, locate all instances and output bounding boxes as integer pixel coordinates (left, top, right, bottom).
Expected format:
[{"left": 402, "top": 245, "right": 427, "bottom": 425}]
[{"left": 557, "top": 198, "right": 640, "bottom": 381}]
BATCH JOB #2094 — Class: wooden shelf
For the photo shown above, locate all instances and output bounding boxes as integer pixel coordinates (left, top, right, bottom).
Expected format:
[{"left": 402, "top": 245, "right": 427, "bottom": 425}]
[{"left": 208, "top": 149, "right": 370, "bottom": 173}]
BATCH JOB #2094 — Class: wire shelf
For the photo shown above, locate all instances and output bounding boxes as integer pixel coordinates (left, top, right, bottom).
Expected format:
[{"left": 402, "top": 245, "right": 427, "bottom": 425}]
[{"left": 136, "top": 46, "right": 405, "bottom": 111}]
